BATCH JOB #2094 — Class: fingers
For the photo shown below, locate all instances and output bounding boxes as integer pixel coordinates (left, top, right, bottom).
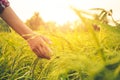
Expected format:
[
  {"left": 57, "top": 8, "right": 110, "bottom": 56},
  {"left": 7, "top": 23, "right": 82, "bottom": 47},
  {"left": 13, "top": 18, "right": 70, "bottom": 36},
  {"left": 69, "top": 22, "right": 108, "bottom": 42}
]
[
  {"left": 28, "top": 35, "right": 52, "bottom": 59},
  {"left": 38, "top": 45, "right": 51, "bottom": 59},
  {"left": 32, "top": 48, "right": 44, "bottom": 58},
  {"left": 33, "top": 45, "right": 51, "bottom": 59},
  {"left": 40, "top": 35, "right": 52, "bottom": 44}
]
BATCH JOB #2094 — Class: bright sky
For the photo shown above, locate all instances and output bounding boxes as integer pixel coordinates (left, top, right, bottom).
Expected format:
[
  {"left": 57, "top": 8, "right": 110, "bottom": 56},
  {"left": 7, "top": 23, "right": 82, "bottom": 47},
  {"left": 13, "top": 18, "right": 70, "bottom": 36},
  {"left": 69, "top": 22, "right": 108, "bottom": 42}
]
[{"left": 9, "top": 0, "right": 120, "bottom": 25}]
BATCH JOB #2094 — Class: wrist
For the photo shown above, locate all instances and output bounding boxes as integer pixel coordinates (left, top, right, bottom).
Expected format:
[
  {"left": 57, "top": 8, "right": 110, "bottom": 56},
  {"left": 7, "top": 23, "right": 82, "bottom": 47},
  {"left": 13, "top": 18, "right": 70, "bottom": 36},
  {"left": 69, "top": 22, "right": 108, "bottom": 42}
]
[{"left": 22, "top": 32, "right": 38, "bottom": 40}]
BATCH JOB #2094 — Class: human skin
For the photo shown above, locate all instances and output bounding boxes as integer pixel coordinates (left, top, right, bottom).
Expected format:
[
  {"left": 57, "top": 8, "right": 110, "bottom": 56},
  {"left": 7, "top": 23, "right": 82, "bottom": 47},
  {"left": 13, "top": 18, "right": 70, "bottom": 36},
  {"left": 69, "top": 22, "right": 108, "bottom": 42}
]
[{"left": 0, "top": 7, "right": 52, "bottom": 59}]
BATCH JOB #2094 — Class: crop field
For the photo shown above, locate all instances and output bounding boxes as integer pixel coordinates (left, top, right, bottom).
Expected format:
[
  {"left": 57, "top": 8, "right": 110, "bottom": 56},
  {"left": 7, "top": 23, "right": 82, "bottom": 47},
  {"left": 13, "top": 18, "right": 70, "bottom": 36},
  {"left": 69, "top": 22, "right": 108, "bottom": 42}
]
[{"left": 0, "top": 9, "right": 120, "bottom": 80}]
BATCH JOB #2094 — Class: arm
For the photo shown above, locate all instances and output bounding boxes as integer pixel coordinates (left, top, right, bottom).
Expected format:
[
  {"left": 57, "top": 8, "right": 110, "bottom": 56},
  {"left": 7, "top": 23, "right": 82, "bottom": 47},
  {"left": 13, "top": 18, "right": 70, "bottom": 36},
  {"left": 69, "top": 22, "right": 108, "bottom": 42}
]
[
  {"left": 0, "top": 6, "right": 52, "bottom": 59},
  {"left": 0, "top": 7, "right": 34, "bottom": 39}
]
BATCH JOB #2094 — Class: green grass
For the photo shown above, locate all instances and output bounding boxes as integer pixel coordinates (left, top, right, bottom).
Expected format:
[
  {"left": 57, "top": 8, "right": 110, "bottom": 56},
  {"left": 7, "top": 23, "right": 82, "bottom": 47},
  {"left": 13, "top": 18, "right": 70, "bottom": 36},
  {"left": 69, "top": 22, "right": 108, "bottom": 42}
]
[
  {"left": 0, "top": 23, "right": 120, "bottom": 80},
  {"left": 0, "top": 9, "right": 120, "bottom": 80}
]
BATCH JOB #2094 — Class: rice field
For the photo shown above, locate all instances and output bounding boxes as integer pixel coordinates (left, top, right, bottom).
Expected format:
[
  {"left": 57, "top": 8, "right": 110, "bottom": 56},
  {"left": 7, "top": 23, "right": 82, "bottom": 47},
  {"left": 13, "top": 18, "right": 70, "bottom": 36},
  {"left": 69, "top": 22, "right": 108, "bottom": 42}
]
[
  {"left": 0, "top": 22, "right": 120, "bottom": 80},
  {"left": 0, "top": 9, "right": 120, "bottom": 80}
]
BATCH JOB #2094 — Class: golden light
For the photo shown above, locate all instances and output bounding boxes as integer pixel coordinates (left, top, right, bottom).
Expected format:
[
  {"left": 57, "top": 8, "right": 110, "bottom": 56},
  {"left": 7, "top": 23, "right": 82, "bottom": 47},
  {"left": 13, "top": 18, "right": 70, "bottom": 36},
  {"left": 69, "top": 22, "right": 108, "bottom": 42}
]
[
  {"left": 38, "top": 0, "right": 103, "bottom": 25},
  {"left": 39, "top": 0, "right": 120, "bottom": 25},
  {"left": 38, "top": 0, "right": 79, "bottom": 25},
  {"left": 9, "top": 0, "right": 120, "bottom": 25}
]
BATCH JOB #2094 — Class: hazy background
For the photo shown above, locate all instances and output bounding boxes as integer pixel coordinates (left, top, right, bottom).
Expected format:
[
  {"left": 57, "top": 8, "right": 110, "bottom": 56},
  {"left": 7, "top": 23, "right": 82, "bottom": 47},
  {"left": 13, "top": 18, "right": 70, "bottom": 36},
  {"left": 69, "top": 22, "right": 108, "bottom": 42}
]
[{"left": 9, "top": 0, "right": 120, "bottom": 25}]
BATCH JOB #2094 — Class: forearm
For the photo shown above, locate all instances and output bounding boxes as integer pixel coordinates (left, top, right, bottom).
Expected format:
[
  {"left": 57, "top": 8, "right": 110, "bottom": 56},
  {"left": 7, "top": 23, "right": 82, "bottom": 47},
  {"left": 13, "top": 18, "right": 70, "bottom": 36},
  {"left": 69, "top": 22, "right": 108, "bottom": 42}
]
[{"left": 0, "top": 7, "right": 34, "bottom": 39}]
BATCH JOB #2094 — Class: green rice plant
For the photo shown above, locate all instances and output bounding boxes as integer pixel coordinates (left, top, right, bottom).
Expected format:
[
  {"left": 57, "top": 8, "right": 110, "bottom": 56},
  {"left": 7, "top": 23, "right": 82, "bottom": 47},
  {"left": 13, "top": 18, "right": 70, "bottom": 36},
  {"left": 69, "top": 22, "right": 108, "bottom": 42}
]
[
  {"left": 0, "top": 10, "right": 120, "bottom": 80},
  {"left": 0, "top": 32, "right": 35, "bottom": 80},
  {"left": 0, "top": 18, "right": 11, "bottom": 32},
  {"left": 71, "top": 7, "right": 106, "bottom": 62},
  {"left": 31, "top": 57, "right": 41, "bottom": 79}
]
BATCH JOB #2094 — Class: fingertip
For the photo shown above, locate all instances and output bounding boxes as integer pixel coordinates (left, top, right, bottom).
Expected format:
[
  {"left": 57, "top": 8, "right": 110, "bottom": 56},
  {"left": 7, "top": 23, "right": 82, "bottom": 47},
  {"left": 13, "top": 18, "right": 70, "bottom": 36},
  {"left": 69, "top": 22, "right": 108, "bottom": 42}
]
[
  {"left": 47, "top": 57, "right": 51, "bottom": 60},
  {"left": 46, "top": 54, "right": 51, "bottom": 60}
]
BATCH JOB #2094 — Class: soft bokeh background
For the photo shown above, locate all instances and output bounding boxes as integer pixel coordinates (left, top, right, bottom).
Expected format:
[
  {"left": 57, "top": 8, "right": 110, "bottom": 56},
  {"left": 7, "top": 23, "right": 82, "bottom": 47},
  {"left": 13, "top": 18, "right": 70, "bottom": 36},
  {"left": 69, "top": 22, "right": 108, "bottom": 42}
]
[
  {"left": 1, "top": 0, "right": 120, "bottom": 80},
  {"left": 9, "top": 0, "right": 120, "bottom": 25}
]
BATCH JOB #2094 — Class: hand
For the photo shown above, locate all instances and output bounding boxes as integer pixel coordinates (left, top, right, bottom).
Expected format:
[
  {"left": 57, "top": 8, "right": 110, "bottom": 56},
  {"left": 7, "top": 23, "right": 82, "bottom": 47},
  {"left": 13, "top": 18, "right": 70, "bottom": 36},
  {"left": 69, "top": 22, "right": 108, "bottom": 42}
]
[
  {"left": 27, "top": 34, "right": 52, "bottom": 59},
  {"left": 0, "top": 6, "right": 52, "bottom": 59}
]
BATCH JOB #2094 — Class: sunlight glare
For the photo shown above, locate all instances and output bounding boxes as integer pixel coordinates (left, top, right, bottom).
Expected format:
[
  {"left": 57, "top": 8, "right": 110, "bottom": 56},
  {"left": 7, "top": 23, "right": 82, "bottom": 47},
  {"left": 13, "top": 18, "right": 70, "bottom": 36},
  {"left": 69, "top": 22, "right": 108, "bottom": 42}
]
[
  {"left": 38, "top": 0, "right": 100, "bottom": 25},
  {"left": 38, "top": 0, "right": 79, "bottom": 25},
  {"left": 9, "top": 0, "right": 120, "bottom": 25}
]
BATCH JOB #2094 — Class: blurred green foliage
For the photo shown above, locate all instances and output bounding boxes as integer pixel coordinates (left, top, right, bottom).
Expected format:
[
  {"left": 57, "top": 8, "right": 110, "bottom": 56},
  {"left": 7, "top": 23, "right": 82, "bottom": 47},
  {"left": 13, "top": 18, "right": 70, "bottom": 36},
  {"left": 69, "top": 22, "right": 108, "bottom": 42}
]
[{"left": 0, "top": 8, "right": 120, "bottom": 80}]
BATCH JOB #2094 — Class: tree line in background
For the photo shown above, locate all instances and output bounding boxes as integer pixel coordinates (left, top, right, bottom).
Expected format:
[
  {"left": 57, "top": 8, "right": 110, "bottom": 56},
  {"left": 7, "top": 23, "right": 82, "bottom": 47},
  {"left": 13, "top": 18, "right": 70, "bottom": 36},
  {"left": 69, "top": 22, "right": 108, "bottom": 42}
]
[
  {"left": 25, "top": 8, "right": 120, "bottom": 32},
  {"left": 0, "top": 8, "right": 120, "bottom": 32}
]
